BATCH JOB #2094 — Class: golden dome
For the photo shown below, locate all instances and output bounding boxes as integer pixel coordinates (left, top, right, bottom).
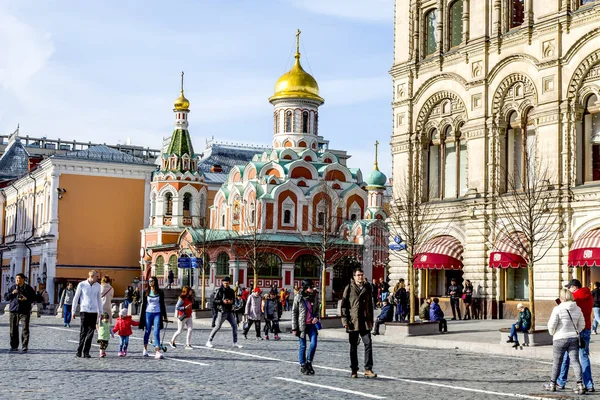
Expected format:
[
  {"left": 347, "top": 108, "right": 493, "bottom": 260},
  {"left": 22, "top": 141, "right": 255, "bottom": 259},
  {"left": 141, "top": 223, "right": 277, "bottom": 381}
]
[
  {"left": 270, "top": 54, "right": 324, "bottom": 104},
  {"left": 174, "top": 90, "right": 190, "bottom": 111}
]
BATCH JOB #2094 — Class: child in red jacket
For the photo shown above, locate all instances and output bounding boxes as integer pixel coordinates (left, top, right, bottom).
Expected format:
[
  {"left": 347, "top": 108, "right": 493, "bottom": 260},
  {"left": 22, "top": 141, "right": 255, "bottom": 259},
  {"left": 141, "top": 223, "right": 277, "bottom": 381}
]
[{"left": 112, "top": 309, "right": 140, "bottom": 357}]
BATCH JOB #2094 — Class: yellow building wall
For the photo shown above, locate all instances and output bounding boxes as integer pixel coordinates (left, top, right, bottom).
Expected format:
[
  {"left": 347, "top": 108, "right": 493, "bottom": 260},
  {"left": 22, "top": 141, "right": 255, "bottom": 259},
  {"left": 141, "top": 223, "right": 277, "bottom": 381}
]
[{"left": 57, "top": 174, "right": 146, "bottom": 269}]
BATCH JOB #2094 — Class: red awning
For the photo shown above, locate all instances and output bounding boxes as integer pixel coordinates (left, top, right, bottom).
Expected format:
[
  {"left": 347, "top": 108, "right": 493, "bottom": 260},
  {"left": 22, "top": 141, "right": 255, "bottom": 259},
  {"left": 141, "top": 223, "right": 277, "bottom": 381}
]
[
  {"left": 569, "top": 229, "right": 600, "bottom": 267},
  {"left": 414, "top": 235, "right": 464, "bottom": 270},
  {"left": 489, "top": 232, "right": 529, "bottom": 268}
]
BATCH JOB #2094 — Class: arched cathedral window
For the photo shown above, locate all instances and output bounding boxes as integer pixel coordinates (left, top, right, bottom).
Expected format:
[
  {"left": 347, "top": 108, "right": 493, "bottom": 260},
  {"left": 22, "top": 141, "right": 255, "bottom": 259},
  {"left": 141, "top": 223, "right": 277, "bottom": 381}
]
[
  {"left": 302, "top": 111, "right": 309, "bottom": 133},
  {"left": 164, "top": 193, "right": 173, "bottom": 216},
  {"left": 285, "top": 111, "right": 293, "bottom": 133},
  {"left": 183, "top": 193, "right": 192, "bottom": 217}
]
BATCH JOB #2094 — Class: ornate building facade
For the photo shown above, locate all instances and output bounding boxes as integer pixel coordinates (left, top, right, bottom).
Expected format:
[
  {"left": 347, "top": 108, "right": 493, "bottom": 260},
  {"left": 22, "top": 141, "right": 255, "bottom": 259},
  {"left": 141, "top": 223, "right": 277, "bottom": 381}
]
[{"left": 390, "top": 0, "right": 600, "bottom": 320}]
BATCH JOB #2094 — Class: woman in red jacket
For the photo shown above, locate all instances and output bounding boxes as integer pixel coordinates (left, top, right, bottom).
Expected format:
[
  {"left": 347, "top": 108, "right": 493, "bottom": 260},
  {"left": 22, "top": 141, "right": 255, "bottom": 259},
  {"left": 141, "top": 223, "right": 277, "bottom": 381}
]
[{"left": 170, "top": 286, "right": 195, "bottom": 349}]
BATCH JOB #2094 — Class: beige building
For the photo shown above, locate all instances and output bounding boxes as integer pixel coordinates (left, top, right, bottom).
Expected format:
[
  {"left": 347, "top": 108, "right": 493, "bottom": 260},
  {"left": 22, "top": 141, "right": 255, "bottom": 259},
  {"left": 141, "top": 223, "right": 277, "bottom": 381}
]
[{"left": 390, "top": 0, "right": 600, "bottom": 321}]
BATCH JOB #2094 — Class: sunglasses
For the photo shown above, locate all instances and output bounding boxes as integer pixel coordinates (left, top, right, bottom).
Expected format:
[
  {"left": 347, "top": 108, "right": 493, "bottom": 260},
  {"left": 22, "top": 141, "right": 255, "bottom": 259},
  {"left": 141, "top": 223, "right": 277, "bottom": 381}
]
[{"left": 149, "top": 280, "right": 155, "bottom": 283}]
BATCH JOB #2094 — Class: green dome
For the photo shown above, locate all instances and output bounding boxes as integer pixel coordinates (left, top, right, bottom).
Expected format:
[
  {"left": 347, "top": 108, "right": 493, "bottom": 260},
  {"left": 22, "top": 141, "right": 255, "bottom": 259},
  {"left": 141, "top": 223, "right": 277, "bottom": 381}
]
[{"left": 366, "top": 168, "right": 387, "bottom": 188}]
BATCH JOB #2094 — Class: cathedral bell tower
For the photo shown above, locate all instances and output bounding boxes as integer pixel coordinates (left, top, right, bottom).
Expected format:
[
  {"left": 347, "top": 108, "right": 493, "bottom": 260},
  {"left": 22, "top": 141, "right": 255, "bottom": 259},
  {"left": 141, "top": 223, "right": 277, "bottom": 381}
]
[{"left": 269, "top": 30, "right": 324, "bottom": 151}]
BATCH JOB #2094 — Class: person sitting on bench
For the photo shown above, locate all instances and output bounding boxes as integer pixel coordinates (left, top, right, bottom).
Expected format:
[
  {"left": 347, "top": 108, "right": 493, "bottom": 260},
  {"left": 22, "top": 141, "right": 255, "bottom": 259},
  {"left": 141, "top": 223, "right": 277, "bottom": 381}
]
[
  {"left": 372, "top": 298, "right": 394, "bottom": 335},
  {"left": 506, "top": 303, "right": 531, "bottom": 348},
  {"left": 429, "top": 298, "right": 447, "bottom": 333}
]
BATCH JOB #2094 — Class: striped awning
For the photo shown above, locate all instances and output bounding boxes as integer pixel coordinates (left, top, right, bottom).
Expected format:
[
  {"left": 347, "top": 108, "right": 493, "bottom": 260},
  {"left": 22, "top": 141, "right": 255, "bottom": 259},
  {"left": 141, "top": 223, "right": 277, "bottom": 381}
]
[
  {"left": 414, "top": 235, "right": 464, "bottom": 270},
  {"left": 569, "top": 229, "right": 600, "bottom": 267},
  {"left": 489, "top": 232, "right": 529, "bottom": 268}
]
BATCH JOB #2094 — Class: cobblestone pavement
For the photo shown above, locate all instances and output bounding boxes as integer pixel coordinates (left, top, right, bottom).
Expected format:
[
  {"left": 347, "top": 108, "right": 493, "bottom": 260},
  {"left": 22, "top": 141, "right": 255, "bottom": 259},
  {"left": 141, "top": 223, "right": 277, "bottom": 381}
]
[{"left": 0, "top": 317, "right": 590, "bottom": 400}]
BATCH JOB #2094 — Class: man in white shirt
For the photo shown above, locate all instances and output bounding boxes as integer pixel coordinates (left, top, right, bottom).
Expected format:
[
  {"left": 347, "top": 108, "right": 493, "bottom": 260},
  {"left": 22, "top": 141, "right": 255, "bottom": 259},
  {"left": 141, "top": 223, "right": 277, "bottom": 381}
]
[{"left": 72, "top": 270, "right": 102, "bottom": 358}]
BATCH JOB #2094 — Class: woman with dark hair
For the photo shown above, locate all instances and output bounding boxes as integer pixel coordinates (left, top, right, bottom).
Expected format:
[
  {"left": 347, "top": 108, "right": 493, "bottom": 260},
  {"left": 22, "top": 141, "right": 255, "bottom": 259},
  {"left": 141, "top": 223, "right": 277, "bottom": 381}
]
[
  {"left": 592, "top": 281, "right": 600, "bottom": 335},
  {"left": 463, "top": 280, "right": 474, "bottom": 320},
  {"left": 139, "top": 276, "right": 168, "bottom": 359},
  {"left": 100, "top": 275, "right": 114, "bottom": 322},
  {"left": 170, "top": 285, "right": 194, "bottom": 349},
  {"left": 292, "top": 279, "right": 320, "bottom": 375}
]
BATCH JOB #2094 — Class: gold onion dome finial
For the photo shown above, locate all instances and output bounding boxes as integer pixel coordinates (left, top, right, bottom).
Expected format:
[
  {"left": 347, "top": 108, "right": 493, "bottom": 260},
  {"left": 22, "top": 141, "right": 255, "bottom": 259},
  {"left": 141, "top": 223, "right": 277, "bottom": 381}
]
[
  {"left": 269, "top": 29, "right": 324, "bottom": 104},
  {"left": 174, "top": 71, "right": 190, "bottom": 110}
]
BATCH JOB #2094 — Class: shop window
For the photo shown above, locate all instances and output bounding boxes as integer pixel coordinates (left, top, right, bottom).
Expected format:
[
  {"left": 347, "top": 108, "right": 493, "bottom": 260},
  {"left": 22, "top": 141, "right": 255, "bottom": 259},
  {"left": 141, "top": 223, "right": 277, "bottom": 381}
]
[
  {"left": 449, "top": 0, "right": 463, "bottom": 48},
  {"left": 507, "top": 267, "right": 529, "bottom": 300},
  {"left": 510, "top": 0, "right": 525, "bottom": 28},
  {"left": 428, "top": 269, "right": 463, "bottom": 296},
  {"left": 256, "top": 253, "right": 282, "bottom": 277},
  {"left": 425, "top": 9, "right": 438, "bottom": 56},
  {"left": 155, "top": 256, "right": 165, "bottom": 277},
  {"left": 294, "top": 255, "right": 320, "bottom": 278},
  {"left": 216, "top": 252, "right": 229, "bottom": 276}
]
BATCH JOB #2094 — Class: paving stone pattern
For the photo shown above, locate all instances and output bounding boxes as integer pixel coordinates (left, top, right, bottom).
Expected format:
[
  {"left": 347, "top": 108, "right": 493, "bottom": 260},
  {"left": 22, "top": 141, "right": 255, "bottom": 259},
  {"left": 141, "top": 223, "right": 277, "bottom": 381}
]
[{"left": 0, "top": 317, "right": 588, "bottom": 400}]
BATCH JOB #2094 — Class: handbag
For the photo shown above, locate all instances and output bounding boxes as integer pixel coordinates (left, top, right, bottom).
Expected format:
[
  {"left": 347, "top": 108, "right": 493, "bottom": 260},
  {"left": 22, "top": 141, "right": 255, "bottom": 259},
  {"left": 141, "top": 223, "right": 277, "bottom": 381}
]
[
  {"left": 303, "top": 299, "right": 321, "bottom": 330},
  {"left": 565, "top": 309, "right": 586, "bottom": 349}
]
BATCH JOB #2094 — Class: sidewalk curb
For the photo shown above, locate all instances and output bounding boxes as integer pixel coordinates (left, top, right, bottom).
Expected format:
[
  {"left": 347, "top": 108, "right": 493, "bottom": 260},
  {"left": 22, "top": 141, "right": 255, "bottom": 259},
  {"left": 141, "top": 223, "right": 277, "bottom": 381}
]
[{"left": 318, "top": 328, "right": 600, "bottom": 366}]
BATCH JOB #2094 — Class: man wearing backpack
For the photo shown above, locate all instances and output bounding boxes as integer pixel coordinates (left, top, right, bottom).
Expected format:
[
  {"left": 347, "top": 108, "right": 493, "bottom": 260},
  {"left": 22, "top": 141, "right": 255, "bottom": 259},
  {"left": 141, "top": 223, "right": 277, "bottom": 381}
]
[{"left": 206, "top": 277, "right": 243, "bottom": 349}]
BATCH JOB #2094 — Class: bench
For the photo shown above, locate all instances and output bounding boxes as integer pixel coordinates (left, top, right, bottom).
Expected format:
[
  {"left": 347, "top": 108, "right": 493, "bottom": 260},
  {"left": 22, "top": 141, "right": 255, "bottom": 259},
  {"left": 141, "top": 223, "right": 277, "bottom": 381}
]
[{"left": 499, "top": 327, "right": 552, "bottom": 346}]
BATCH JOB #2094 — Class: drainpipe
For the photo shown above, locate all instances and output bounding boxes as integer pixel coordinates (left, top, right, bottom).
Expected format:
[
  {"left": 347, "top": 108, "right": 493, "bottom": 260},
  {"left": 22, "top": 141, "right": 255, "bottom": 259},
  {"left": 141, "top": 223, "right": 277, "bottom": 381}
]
[
  {"left": 23, "top": 173, "right": 37, "bottom": 285},
  {"left": 0, "top": 189, "right": 6, "bottom": 295}
]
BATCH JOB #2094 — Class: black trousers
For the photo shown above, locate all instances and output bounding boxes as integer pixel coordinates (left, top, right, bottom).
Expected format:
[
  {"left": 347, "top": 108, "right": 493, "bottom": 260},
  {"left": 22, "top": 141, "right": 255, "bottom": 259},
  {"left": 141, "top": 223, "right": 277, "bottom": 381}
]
[
  {"left": 450, "top": 298, "right": 461, "bottom": 319},
  {"left": 348, "top": 330, "right": 373, "bottom": 372},
  {"left": 244, "top": 319, "right": 261, "bottom": 337},
  {"left": 9, "top": 312, "right": 30, "bottom": 349},
  {"left": 77, "top": 312, "right": 98, "bottom": 356},
  {"left": 438, "top": 318, "right": 448, "bottom": 332}
]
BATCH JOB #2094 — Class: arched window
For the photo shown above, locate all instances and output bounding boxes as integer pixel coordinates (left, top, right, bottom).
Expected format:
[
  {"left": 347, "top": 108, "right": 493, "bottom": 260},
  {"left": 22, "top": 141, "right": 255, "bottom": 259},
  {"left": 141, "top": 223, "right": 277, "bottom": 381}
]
[
  {"left": 425, "top": 9, "right": 438, "bottom": 56},
  {"left": 582, "top": 94, "right": 600, "bottom": 182},
  {"left": 155, "top": 255, "right": 165, "bottom": 277},
  {"left": 510, "top": 0, "right": 525, "bottom": 28},
  {"left": 317, "top": 211, "right": 325, "bottom": 227},
  {"left": 256, "top": 253, "right": 282, "bottom": 277},
  {"left": 294, "top": 255, "right": 320, "bottom": 279},
  {"left": 164, "top": 193, "right": 173, "bottom": 216},
  {"left": 458, "top": 127, "right": 468, "bottom": 196},
  {"left": 183, "top": 193, "right": 191, "bottom": 216},
  {"left": 168, "top": 255, "right": 178, "bottom": 278},
  {"left": 216, "top": 252, "right": 229, "bottom": 276},
  {"left": 427, "top": 129, "right": 441, "bottom": 199},
  {"left": 581, "top": 0, "right": 595, "bottom": 5},
  {"left": 504, "top": 112, "right": 523, "bottom": 191},
  {"left": 285, "top": 111, "right": 293, "bottom": 132},
  {"left": 275, "top": 112, "right": 280, "bottom": 133},
  {"left": 284, "top": 209, "right": 291, "bottom": 224},
  {"left": 443, "top": 127, "right": 457, "bottom": 199},
  {"left": 302, "top": 111, "right": 309, "bottom": 133},
  {"left": 449, "top": 0, "right": 463, "bottom": 49}
]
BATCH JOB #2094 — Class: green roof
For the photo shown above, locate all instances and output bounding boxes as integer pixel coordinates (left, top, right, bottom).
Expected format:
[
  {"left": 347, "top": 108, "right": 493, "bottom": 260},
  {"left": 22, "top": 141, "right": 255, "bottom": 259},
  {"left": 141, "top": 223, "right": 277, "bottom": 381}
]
[{"left": 165, "top": 128, "right": 195, "bottom": 172}]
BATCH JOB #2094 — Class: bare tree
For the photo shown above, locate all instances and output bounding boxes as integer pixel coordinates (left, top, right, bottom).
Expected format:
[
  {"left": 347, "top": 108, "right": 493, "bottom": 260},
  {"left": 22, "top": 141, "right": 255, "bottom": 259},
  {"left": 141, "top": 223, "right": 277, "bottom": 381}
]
[
  {"left": 491, "top": 144, "right": 559, "bottom": 330},
  {"left": 298, "top": 181, "right": 358, "bottom": 318},
  {"left": 388, "top": 172, "right": 439, "bottom": 323}
]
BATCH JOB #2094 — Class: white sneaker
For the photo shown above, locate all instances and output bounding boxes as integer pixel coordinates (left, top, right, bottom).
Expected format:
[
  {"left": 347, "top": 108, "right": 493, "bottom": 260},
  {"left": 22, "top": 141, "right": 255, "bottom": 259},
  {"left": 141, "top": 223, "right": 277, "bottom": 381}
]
[
  {"left": 233, "top": 342, "right": 243, "bottom": 349},
  {"left": 155, "top": 351, "right": 164, "bottom": 359},
  {"left": 185, "top": 345, "right": 193, "bottom": 350},
  {"left": 142, "top": 350, "right": 149, "bottom": 357},
  {"left": 205, "top": 340, "right": 213, "bottom": 348}
]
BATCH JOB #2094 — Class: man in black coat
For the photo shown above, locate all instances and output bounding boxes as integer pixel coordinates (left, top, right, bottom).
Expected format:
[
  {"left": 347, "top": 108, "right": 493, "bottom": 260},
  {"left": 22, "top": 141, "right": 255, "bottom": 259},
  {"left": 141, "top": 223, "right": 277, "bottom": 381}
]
[
  {"left": 4, "top": 273, "right": 36, "bottom": 352},
  {"left": 206, "top": 277, "right": 243, "bottom": 348}
]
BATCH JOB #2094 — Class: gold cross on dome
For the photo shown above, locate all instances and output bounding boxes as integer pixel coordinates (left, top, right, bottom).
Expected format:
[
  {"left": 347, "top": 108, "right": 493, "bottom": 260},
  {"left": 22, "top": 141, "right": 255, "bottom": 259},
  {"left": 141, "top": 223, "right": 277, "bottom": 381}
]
[
  {"left": 296, "top": 29, "right": 301, "bottom": 54},
  {"left": 180, "top": 71, "right": 185, "bottom": 92},
  {"left": 375, "top": 141, "right": 380, "bottom": 169}
]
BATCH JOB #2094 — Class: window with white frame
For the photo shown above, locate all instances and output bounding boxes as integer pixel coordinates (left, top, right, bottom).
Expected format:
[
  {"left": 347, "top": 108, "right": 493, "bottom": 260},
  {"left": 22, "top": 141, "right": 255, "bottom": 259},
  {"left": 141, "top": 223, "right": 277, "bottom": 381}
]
[
  {"left": 285, "top": 111, "right": 293, "bottom": 133},
  {"left": 425, "top": 9, "right": 438, "bottom": 57},
  {"left": 503, "top": 110, "right": 536, "bottom": 191},
  {"left": 448, "top": 0, "right": 463, "bottom": 49},
  {"left": 581, "top": 94, "right": 600, "bottom": 182},
  {"left": 281, "top": 197, "right": 295, "bottom": 226},
  {"left": 164, "top": 193, "right": 173, "bottom": 216},
  {"left": 349, "top": 201, "right": 361, "bottom": 221},
  {"left": 426, "top": 126, "right": 468, "bottom": 200}
]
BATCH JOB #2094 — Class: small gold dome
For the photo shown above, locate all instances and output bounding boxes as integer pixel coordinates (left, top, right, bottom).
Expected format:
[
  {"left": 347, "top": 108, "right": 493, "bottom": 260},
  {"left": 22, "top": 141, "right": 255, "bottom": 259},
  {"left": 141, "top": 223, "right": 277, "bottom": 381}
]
[
  {"left": 269, "top": 53, "right": 324, "bottom": 104},
  {"left": 174, "top": 90, "right": 190, "bottom": 111}
]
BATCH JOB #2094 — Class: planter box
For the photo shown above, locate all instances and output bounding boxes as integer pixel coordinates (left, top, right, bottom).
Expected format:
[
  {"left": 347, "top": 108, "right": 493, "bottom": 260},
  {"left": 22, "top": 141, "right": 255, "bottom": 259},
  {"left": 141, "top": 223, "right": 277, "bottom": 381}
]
[
  {"left": 384, "top": 321, "right": 440, "bottom": 336},
  {"left": 499, "top": 328, "right": 552, "bottom": 346},
  {"left": 318, "top": 316, "right": 342, "bottom": 329},
  {"left": 193, "top": 309, "right": 214, "bottom": 319}
]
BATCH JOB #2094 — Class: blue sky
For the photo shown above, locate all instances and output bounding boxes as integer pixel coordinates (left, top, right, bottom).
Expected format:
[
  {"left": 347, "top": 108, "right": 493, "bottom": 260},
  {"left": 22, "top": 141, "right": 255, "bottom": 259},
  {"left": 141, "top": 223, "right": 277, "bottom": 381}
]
[{"left": 0, "top": 0, "right": 394, "bottom": 177}]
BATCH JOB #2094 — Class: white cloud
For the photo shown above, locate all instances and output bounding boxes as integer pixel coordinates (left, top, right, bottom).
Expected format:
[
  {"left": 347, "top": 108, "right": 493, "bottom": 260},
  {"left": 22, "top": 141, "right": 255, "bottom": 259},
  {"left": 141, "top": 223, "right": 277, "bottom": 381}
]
[{"left": 287, "top": 0, "right": 394, "bottom": 23}]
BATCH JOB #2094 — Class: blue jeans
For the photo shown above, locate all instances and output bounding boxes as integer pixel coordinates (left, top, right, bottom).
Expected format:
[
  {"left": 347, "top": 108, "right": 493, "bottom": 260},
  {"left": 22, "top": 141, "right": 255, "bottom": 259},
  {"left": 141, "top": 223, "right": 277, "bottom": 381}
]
[
  {"left": 63, "top": 304, "right": 72, "bottom": 324},
  {"left": 119, "top": 335, "right": 130, "bottom": 352},
  {"left": 298, "top": 324, "right": 318, "bottom": 366},
  {"left": 143, "top": 312, "right": 162, "bottom": 348},
  {"left": 557, "top": 329, "right": 594, "bottom": 389},
  {"left": 509, "top": 323, "right": 528, "bottom": 343},
  {"left": 592, "top": 307, "right": 600, "bottom": 333}
]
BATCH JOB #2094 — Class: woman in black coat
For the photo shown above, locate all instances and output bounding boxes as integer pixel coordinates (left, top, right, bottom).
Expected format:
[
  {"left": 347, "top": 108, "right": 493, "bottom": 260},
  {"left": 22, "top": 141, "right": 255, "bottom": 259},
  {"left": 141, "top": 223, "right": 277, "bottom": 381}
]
[{"left": 139, "top": 276, "right": 168, "bottom": 359}]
